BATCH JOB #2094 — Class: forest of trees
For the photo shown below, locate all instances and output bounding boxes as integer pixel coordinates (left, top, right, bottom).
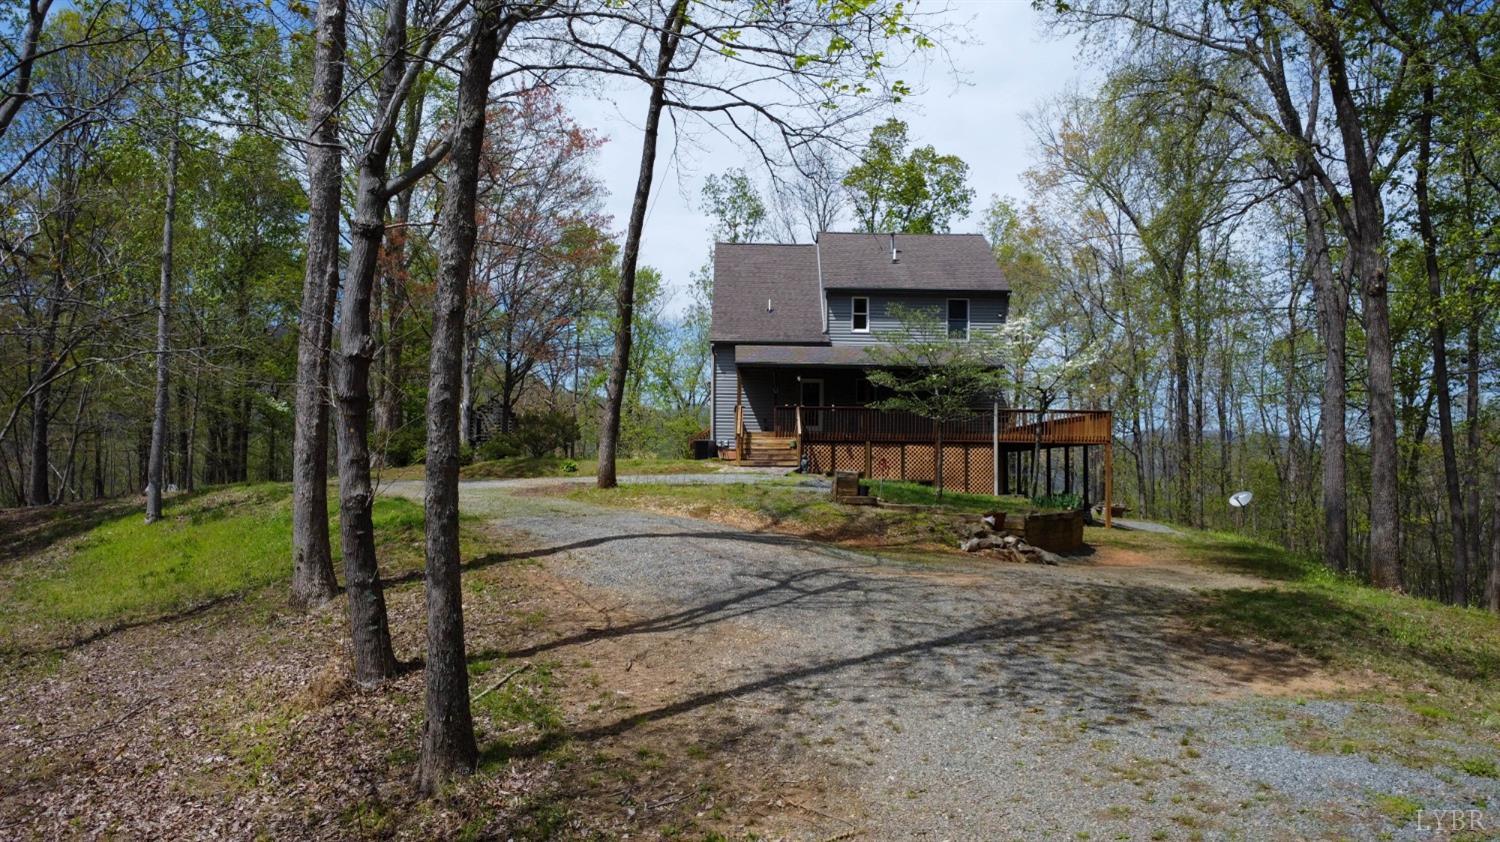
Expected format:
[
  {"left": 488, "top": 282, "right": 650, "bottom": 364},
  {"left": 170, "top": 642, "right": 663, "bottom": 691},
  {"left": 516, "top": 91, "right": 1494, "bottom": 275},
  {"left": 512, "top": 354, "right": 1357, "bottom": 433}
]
[
  {"left": 3, "top": 0, "right": 1498, "bottom": 793},
  {"left": 0, "top": 0, "right": 944, "bottom": 789},
  {"left": 1005, "top": 0, "right": 1500, "bottom": 612}
]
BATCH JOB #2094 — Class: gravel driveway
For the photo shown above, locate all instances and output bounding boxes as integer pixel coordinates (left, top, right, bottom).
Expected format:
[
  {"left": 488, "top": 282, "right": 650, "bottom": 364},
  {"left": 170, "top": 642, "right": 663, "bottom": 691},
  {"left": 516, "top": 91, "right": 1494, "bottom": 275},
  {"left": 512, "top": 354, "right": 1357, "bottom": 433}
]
[{"left": 387, "top": 476, "right": 1496, "bottom": 840}]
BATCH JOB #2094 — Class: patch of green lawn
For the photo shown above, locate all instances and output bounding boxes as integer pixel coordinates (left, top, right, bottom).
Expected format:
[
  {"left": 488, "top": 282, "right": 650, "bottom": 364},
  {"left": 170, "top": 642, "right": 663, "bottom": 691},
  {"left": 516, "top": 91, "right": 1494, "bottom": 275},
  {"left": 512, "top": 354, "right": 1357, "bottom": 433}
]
[
  {"left": 1153, "top": 528, "right": 1500, "bottom": 771},
  {"left": 859, "top": 479, "right": 1054, "bottom": 514},
  {"left": 461, "top": 456, "right": 718, "bottom": 480},
  {"left": 568, "top": 480, "right": 1004, "bottom": 553},
  {"left": 376, "top": 455, "right": 717, "bottom": 482},
  {"left": 0, "top": 484, "right": 430, "bottom": 655}
]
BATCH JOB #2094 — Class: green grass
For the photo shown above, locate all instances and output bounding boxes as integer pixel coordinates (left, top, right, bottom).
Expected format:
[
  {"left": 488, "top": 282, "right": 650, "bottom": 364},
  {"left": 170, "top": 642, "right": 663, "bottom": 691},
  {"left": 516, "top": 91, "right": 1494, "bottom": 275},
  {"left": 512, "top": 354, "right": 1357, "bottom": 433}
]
[
  {"left": 1181, "top": 531, "right": 1500, "bottom": 691},
  {"left": 567, "top": 480, "right": 1001, "bottom": 552},
  {"left": 858, "top": 479, "right": 1057, "bottom": 513},
  {"left": 0, "top": 484, "right": 430, "bottom": 655},
  {"left": 1151, "top": 528, "right": 1500, "bottom": 773},
  {"left": 381, "top": 456, "right": 719, "bottom": 482},
  {"left": 569, "top": 481, "right": 848, "bottom": 529}
]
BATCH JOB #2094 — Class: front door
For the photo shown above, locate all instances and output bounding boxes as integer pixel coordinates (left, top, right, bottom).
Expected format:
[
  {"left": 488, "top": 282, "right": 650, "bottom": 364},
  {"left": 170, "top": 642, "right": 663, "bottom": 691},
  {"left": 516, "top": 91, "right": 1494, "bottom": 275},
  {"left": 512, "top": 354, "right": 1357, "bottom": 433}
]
[{"left": 800, "top": 378, "right": 824, "bottom": 431}]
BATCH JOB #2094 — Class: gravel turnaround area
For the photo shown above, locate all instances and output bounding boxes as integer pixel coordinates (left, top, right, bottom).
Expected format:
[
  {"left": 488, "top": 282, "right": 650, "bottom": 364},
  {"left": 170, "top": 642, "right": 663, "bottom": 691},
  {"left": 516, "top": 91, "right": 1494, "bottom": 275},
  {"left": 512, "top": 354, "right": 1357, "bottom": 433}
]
[{"left": 387, "top": 477, "right": 1499, "bottom": 841}]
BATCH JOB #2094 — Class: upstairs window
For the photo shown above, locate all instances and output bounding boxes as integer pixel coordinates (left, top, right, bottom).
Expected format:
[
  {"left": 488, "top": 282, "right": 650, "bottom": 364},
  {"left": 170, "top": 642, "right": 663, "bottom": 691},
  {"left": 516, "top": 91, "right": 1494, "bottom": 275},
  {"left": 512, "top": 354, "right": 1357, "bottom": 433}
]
[
  {"left": 852, "top": 296, "right": 869, "bottom": 332},
  {"left": 948, "top": 299, "right": 969, "bottom": 340}
]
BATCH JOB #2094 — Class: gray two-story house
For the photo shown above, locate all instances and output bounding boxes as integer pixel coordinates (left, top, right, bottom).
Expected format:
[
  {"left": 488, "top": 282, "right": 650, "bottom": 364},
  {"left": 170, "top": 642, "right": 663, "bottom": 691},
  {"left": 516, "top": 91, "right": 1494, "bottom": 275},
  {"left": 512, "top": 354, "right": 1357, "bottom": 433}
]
[{"left": 710, "top": 231, "right": 1011, "bottom": 460}]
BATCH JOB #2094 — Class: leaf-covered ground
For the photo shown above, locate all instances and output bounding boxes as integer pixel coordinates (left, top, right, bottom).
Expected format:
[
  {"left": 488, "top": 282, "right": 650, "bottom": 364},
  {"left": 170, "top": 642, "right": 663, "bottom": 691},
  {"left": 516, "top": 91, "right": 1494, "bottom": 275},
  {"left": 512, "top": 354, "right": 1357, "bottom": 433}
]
[
  {"left": 2, "top": 481, "right": 1498, "bottom": 839},
  {"left": 0, "top": 486, "right": 806, "bottom": 839}
]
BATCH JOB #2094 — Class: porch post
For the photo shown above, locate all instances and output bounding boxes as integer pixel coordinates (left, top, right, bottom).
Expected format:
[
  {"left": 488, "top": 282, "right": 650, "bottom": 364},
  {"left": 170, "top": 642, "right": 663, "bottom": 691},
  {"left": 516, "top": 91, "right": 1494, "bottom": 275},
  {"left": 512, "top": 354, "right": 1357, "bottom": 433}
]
[
  {"left": 1103, "top": 439, "right": 1114, "bottom": 528},
  {"left": 991, "top": 401, "right": 999, "bottom": 496},
  {"left": 1064, "top": 447, "right": 1072, "bottom": 495},
  {"left": 1045, "top": 448, "right": 1053, "bottom": 496},
  {"left": 1082, "top": 446, "right": 1091, "bottom": 510}
]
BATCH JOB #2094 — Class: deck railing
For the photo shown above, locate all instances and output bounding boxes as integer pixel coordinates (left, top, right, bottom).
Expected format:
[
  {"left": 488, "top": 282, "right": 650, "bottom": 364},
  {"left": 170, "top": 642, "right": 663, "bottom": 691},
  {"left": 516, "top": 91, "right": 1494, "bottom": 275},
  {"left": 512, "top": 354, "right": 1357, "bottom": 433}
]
[{"left": 772, "top": 405, "right": 1112, "bottom": 446}]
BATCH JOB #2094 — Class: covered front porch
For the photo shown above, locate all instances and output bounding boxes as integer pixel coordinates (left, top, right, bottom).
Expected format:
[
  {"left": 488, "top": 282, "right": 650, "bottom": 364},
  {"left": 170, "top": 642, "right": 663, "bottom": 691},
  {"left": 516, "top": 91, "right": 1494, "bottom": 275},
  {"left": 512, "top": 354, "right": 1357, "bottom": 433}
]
[{"left": 726, "top": 364, "right": 1115, "bottom": 525}]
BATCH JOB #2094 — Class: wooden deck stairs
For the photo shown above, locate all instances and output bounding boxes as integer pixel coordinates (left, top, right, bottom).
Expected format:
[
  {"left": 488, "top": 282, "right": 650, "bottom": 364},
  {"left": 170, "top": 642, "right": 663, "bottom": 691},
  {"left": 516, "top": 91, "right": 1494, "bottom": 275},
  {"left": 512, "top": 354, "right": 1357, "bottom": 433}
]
[{"left": 738, "top": 433, "right": 799, "bottom": 468}]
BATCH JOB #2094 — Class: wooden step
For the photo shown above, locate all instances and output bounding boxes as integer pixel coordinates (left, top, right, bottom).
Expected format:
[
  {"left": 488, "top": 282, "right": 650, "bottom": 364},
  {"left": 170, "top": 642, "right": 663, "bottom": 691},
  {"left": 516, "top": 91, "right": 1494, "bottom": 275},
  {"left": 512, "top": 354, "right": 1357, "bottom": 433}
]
[{"left": 739, "top": 452, "right": 799, "bottom": 466}]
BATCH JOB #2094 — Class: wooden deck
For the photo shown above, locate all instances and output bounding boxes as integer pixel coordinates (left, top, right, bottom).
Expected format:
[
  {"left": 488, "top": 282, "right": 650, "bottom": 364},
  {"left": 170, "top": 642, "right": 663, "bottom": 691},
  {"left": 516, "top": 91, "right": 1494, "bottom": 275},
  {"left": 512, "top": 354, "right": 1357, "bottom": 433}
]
[{"left": 735, "top": 405, "right": 1116, "bottom": 526}]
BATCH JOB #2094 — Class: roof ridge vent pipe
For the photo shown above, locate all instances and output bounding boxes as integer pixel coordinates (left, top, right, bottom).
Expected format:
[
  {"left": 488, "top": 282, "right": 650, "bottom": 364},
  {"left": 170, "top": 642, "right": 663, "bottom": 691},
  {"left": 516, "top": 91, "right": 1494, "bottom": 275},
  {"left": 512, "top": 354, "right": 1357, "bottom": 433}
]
[{"left": 890, "top": 232, "right": 899, "bottom": 263}]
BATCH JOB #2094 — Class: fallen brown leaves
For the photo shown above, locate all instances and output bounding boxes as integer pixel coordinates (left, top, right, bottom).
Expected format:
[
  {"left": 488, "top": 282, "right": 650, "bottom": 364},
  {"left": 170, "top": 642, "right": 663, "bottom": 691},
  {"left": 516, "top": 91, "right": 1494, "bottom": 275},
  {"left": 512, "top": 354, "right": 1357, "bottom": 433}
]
[{"left": 0, "top": 524, "right": 842, "bottom": 840}]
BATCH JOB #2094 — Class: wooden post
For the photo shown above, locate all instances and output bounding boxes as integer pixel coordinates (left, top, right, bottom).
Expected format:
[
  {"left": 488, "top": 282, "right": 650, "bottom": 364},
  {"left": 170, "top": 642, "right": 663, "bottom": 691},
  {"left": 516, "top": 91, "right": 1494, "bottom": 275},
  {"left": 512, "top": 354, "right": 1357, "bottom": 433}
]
[
  {"left": 735, "top": 370, "right": 743, "bottom": 466},
  {"left": 1103, "top": 440, "right": 1113, "bottom": 529},
  {"left": 991, "top": 401, "right": 1000, "bottom": 496},
  {"left": 1045, "top": 448, "right": 1053, "bottom": 496},
  {"left": 1082, "top": 445, "right": 1091, "bottom": 509},
  {"left": 796, "top": 400, "right": 804, "bottom": 469},
  {"left": 1064, "top": 447, "right": 1072, "bottom": 494},
  {"left": 864, "top": 438, "right": 872, "bottom": 478}
]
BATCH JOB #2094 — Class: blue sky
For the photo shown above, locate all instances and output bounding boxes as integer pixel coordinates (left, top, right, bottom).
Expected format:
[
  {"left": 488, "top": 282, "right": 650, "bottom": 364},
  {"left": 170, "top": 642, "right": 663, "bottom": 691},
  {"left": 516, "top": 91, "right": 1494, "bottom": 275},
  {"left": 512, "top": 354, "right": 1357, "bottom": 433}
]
[{"left": 564, "top": 0, "right": 1087, "bottom": 314}]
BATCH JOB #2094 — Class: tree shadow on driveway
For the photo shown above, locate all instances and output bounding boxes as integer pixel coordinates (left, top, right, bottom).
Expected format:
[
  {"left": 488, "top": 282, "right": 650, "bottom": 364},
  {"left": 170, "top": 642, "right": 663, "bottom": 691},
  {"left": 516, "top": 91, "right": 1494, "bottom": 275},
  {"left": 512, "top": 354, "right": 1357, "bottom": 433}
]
[{"left": 470, "top": 532, "right": 1326, "bottom": 768}]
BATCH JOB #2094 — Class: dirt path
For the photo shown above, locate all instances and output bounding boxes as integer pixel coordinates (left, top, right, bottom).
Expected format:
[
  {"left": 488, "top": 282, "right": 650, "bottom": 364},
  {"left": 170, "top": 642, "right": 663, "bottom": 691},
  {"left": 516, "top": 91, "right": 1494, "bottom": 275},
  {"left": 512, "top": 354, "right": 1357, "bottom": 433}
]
[{"left": 383, "top": 478, "right": 1488, "bottom": 840}]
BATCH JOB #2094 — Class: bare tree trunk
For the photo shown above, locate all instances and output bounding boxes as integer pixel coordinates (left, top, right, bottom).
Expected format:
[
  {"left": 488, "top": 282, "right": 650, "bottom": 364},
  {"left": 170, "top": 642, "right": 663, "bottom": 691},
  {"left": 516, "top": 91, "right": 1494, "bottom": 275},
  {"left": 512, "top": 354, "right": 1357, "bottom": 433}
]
[
  {"left": 290, "top": 0, "right": 347, "bottom": 610},
  {"left": 27, "top": 380, "right": 50, "bottom": 505},
  {"left": 1416, "top": 81, "right": 1468, "bottom": 604},
  {"left": 146, "top": 75, "right": 182, "bottom": 523},
  {"left": 1169, "top": 296, "right": 1191, "bottom": 526},
  {"left": 1490, "top": 473, "right": 1500, "bottom": 611},
  {"left": 459, "top": 332, "right": 474, "bottom": 448},
  {"left": 1298, "top": 179, "right": 1348, "bottom": 573},
  {"left": 330, "top": 0, "right": 422, "bottom": 685},
  {"left": 373, "top": 76, "right": 426, "bottom": 466},
  {"left": 1320, "top": 31, "right": 1398, "bottom": 589},
  {"left": 417, "top": 2, "right": 517, "bottom": 795},
  {"left": 1465, "top": 318, "right": 1481, "bottom": 575},
  {"left": 596, "top": 0, "right": 689, "bottom": 490}
]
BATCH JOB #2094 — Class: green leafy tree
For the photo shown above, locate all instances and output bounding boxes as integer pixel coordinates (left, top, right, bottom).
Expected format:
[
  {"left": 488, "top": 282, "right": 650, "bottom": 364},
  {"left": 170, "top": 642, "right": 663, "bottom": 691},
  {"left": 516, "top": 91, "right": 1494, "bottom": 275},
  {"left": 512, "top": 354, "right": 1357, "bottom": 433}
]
[
  {"left": 843, "top": 118, "right": 974, "bottom": 233},
  {"left": 867, "top": 304, "right": 1000, "bottom": 500},
  {"left": 987, "top": 315, "right": 1098, "bottom": 499},
  {"left": 701, "top": 168, "right": 767, "bottom": 243}
]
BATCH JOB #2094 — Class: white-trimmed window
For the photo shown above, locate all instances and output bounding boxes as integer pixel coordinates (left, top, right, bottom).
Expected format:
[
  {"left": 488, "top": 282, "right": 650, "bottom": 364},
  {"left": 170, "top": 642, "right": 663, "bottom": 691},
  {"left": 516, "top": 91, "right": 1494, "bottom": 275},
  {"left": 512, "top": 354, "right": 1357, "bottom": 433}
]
[
  {"left": 947, "top": 298, "right": 969, "bottom": 340},
  {"left": 851, "top": 296, "right": 869, "bottom": 332}
]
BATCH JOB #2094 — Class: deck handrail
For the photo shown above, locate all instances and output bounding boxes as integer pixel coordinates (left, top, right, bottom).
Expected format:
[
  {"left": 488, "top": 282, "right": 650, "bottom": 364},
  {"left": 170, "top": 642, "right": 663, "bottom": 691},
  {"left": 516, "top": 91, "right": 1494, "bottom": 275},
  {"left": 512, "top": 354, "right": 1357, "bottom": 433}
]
[{"left": 774, "top": 405, "right": 1111, "bottom": 446}]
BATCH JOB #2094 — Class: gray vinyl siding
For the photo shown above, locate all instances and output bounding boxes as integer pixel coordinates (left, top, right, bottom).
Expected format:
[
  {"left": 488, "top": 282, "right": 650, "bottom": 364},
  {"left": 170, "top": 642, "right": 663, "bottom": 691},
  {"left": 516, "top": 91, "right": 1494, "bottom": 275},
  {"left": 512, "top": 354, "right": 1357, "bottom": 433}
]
[
  {"left": 826, "top": 292, "right": 1008, "bottom": 345},
  {"left": 715, "top": 356, "right": 880, "bottom": 442},
  {"left": 712, "top": 344, "right": 737, "bottom": 444}
]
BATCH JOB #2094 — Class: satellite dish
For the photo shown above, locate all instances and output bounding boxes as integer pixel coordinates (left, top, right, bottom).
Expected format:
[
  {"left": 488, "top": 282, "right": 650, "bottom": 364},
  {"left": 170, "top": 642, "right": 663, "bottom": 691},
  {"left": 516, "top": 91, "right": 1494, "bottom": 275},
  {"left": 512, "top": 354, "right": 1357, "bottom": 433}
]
[{"left": 1229, "top": 491, "right": 1254, "bottom": 509}]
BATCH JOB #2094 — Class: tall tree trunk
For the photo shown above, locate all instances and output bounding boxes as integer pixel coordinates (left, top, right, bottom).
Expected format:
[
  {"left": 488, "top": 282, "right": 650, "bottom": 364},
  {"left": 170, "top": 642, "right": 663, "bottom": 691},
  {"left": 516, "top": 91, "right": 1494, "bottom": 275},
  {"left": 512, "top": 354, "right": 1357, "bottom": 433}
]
[
  {"left": 417, "top": 2, "right": 515, "bottom": 795},
  {"left": 27, "top": 255, "right": 70, "bottom": 507},
  {"left": 1416, "top": 80, "right": 1468, "bottom": 604},
  {"left": 27, "top": 381, "right": 50, "bottom": 506},
  {"left": 1298, "top": 178, "right": 1349, "bottom": 573},
  {"left": 333, "top": 0, "right": 423, "bottom": 683},
  {"left": 375, "top": 88, "right": 424, "bottom": 447},
  {"left": 1322, "top": 35, "right": 1398, "bottom": 588},
  {"left": 290, "top": 0, "right": 347, "bottom": 610},
  {"left": 1490, "top": 471, "right": 1500, "bottom": 611},
  {"left": 145, "top": 84, "right": 181, "bottom": 523},
  {"left": 1465, "top": 318, "right": 1481, "bottom": 575},
  {"left": 596, "top": 0, "right": 689, "bottom": 489},
  {"left": 1169, "top": 292, "right": 1191, "bottom": 526}
]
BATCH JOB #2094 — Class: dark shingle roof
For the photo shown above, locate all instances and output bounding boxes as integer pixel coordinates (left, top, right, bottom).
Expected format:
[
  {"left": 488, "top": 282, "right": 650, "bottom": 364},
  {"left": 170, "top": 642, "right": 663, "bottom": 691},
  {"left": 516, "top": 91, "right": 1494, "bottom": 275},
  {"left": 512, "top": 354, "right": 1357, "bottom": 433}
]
[
  {"left": 735, "top": 344, "right": 878, "bottom": 366},
  {"left": 710, "top": 243, "right": 825, "bottom": 343},
  {"left": 709, "top": 232, "right": 1006, "bottom": 344},
  {"left": 817, "top": 232, "right": 1008, "bottom": 291}
]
